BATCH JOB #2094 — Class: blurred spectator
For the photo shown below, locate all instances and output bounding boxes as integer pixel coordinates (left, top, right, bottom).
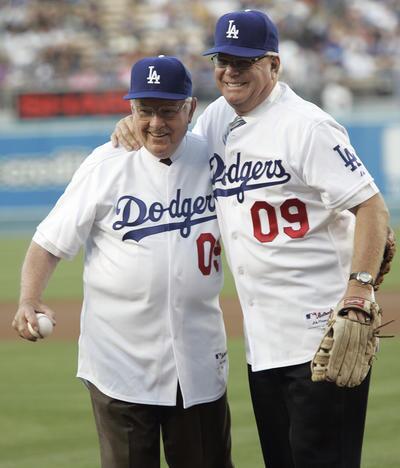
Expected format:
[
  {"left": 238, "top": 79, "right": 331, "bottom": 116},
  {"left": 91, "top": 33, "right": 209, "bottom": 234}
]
[
  {"left": 0, "top": 0, "right": 399, "bottom": 112},
  {"left": 321, "top": 80, "right": 354, "bottom": 115}
]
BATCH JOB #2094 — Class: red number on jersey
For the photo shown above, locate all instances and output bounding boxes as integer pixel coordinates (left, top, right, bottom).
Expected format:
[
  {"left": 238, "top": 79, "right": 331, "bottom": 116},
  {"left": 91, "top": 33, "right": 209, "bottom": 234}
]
[
  {"left": 281, "top": 199, "right": 309, "bottom": 238},
  {"left": 251, "top": 198, "right": 309, "bottom": 243},
  {"left": 251, "top": 201, "right": 278, "bottom": 242},
  {"left": 196, "top": 233, "right": 221, "bottom": 275}
]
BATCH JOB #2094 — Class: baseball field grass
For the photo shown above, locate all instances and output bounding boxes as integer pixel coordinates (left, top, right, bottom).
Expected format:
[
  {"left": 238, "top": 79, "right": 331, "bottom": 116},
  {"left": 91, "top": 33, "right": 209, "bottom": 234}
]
[
  {"left": 1, "top": 233, "right": 399, "bottom": 467},
  {"left": 0, "top": 339, "right": 399, "bottom": 467}
]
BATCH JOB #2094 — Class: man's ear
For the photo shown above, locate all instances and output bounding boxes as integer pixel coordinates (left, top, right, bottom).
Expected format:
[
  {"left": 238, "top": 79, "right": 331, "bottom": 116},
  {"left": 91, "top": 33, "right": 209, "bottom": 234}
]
[
  {"left": 271, "top": 56, "right": 280, "bottom": 72},
  {"left": 269, "top": 56, "right": 281, "bottom": 81}
]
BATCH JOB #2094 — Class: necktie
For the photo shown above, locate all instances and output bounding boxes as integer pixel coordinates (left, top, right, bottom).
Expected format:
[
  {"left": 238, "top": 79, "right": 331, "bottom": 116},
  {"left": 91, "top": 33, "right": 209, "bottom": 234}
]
[
  {"left": 160, "top": 157, "right": 172, "bottom": 166},
  {"left": 223, "top": 115, "right": 246, "bottom": 144}
]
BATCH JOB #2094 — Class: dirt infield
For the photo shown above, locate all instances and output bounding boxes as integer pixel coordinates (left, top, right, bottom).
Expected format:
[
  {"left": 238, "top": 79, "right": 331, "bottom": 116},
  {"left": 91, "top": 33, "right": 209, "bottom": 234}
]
[{"left": 1, "top": 292, "right": 398, "bottom": 340}]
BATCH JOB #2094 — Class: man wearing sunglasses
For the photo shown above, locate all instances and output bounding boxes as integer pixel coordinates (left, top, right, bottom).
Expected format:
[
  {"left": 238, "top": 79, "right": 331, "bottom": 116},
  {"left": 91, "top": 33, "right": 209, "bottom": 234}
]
[
  {"left": 12, "top": 55, "right": 233, "bottom": 468},
  {"left": 112, "top": 10, "right": 389, "bottom": 468}
]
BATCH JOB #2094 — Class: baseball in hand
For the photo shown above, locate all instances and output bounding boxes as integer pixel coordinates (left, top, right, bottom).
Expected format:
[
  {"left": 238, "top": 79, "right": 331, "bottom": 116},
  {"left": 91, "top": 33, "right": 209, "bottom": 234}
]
[{"left": 27, "top": 313, "right": 54, "bottom": 339}]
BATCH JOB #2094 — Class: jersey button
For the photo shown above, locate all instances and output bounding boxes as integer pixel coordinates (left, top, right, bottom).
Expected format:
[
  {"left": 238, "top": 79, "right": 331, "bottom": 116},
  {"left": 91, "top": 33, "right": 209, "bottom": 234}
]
[
  {"left": 232, "top": 232, "right": 238, "bottom": 240},
  {"left": 238, "top": 266, "right": 244, "bottom": 275}
]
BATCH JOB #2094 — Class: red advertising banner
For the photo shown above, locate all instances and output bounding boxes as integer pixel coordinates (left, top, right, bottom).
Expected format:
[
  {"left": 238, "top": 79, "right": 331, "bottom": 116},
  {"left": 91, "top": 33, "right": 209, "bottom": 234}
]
[{"left": 17, "top": 91, "right": 131, "bottom": 118}]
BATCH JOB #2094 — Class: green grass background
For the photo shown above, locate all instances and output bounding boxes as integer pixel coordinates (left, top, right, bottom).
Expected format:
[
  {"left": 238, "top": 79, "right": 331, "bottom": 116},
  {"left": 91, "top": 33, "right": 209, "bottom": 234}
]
[
  {"left": 1, "top": 232, "right": 399, "bottom": 467},
  {"left": 0, "top": 340, "right": 399, "bottom": 467}
]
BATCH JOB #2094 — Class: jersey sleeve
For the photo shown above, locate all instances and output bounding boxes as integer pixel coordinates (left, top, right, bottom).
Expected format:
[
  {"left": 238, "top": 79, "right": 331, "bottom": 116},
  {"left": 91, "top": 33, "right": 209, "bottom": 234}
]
[
  {"left": 299, "top": 119, "right": 379, "bottom": 211},
  {"left": 33, "top": 155, "right": 99, "bottom": 260},
  {"left": 192, "top": 110, "right": 207, "bottom": 138}
]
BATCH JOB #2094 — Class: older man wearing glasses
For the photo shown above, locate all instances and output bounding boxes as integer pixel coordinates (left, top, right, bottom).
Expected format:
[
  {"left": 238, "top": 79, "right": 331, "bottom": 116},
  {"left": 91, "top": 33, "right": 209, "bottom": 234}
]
[
  {"left": 196, "top": 12, "right": 388, "bottom": 468},
  {"left": 12, "top": 55, "right": 233, "bottom": 468}
]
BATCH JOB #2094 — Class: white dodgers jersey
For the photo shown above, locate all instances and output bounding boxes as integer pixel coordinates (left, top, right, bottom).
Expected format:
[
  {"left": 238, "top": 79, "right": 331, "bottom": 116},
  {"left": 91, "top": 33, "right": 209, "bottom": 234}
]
[
  {"left": 33, "top": 133, "right": 227, "bottom": 408},
  {"left": 194, "top": 82, "right": 379, "bottom": 371}
]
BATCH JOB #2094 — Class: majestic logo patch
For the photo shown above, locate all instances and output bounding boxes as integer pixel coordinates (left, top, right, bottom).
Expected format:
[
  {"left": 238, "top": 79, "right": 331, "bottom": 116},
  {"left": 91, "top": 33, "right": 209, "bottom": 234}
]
[
  {"left": 146, "top": 66, "right": 160, "bottom": 84},
  {"left": 305, "top": 310, "right": 331, "bottom": 329},
  {"left": 113, "top": 189, "right": 216, "bottom": 242},
  {"left": 215, "top": 351, "right": 228, "bottom": 375},
  {"left": 226, "top": 20, "right": 239, "bottom": 38},
  {"left": 210, "top": 152, "right": 291, "bottom": 202}
]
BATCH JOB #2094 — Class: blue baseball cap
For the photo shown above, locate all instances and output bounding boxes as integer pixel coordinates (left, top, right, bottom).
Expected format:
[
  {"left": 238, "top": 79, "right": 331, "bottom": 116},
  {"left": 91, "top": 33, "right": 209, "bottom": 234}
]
[
  {"left": 124, "top": 55, "right": 192, "bottom": 100},
  {"left": 203, "top": 10, "right": 279, "bottom": 58}
]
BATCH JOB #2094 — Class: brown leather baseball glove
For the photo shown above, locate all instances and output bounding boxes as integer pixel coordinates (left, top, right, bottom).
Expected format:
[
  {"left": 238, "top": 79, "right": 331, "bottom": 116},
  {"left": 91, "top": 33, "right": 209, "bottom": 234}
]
[
  {"left": 374, "top": 226, "right": 396, "bottom": 291},
  {"left": 311, "top": 297, "right": 381, "bottom": 387}
]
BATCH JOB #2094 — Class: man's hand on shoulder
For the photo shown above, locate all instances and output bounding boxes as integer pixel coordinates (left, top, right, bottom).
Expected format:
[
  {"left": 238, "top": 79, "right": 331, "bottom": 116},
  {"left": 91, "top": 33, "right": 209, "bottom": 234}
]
[{"left": 111, "top": 115, "right": 141, "bottom": 151}]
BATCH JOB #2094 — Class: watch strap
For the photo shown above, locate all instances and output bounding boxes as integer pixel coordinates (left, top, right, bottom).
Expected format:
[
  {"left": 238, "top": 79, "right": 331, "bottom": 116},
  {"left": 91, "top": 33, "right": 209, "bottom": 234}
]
[{"left": 349, "top": 272, "right": 374, "bottom": 285}]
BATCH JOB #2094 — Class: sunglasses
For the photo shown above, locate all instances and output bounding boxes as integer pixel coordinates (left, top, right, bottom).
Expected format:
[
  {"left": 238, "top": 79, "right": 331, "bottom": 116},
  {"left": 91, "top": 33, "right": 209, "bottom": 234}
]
[{"left": 210, "top": 54, "right": 271, "bottom": 70}]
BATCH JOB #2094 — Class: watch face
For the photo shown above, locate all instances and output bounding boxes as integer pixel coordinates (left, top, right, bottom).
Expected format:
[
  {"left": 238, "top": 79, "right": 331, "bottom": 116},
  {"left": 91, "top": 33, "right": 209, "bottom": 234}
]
[{"left": 359, "top": 272, "right": 373, "bottom": 283}]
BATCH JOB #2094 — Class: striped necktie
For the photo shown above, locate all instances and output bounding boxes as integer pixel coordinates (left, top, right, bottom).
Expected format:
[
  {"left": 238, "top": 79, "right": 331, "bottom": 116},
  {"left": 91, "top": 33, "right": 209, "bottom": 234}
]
[{"left": 223, "top": 115, "right": 246, "bottom": 144}]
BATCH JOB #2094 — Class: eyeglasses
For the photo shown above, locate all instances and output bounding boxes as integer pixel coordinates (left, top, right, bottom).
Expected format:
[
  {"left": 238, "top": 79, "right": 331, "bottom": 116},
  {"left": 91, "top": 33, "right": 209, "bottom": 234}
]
[
  {"left": 132, "top": 101, "right": 189, "bottom": 120},
  {"left": 210, "top": 54, "right": 270, "bottom": 70}
]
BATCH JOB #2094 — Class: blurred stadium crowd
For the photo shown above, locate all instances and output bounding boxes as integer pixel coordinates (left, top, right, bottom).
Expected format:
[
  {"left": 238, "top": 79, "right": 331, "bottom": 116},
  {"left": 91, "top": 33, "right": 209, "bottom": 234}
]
[{"left": 0, "top": 0, "right": 399, "bottom": 113}]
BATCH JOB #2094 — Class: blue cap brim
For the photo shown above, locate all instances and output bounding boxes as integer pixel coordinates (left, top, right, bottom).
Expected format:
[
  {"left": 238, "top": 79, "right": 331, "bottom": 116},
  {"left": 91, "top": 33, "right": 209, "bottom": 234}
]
[
  {"left": 203, "top": 45, "right": 270, "bottom": 58},
  {"left": 123, "top": 91, "right": 189, "bottom": 100}
]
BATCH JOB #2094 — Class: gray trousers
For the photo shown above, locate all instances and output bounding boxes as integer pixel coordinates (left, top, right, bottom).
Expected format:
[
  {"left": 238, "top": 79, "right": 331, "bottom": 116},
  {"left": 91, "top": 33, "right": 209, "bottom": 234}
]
[{"left": 88, "top": 382, "right": 234, "bottom": 468}]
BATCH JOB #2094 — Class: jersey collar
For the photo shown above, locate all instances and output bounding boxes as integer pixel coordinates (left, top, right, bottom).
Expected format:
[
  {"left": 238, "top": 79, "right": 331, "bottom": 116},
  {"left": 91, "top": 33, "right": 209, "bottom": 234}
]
[{"left": 243, "top": 81, "right": 284, "bottom": 121}]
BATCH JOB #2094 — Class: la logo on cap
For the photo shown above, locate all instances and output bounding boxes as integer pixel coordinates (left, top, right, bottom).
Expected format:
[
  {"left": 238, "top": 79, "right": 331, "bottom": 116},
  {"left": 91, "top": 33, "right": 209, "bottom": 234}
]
[
  {"left": 226, "top": 19, "right": 239, "bottom": 38},
  {"left": 147, "top": 65, "right": 160, "bottom": 84}
]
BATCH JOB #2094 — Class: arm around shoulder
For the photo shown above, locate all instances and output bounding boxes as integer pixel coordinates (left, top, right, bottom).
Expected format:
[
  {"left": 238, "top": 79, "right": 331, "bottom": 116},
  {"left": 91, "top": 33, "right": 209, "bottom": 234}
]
[{"left": 111, "top": 115, "right": 140, "bottom": 151}]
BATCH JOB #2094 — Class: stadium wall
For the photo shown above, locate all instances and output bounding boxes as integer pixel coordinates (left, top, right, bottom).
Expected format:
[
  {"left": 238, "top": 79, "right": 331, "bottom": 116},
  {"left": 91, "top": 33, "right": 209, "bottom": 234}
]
[{"left": 0, "top": 112, "right": 399, "bottom": 235}]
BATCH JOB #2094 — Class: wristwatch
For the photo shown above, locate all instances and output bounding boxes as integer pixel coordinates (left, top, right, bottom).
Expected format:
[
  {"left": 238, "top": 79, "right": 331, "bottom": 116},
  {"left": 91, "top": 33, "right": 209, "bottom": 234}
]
[{"left": 349, "top": 271, "right": 374, "bottom": 286}]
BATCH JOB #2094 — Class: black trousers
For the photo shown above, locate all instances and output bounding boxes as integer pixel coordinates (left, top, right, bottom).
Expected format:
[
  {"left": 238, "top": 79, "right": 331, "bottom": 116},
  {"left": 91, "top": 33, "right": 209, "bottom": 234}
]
[
  {"left": 88, "top": 382, "right": 234, "bottom": 468},
  {"left": 248, "top": 362, "right": 370, "bottom": 468}
]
